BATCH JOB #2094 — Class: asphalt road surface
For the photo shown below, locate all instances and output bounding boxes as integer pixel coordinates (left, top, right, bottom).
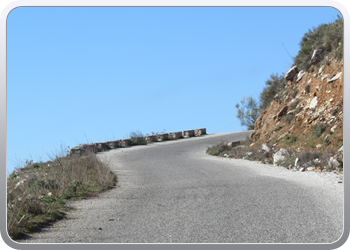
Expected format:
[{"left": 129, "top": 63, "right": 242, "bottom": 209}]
[{"left": 15, "top": 131, "right": 344, "bottom": 243}]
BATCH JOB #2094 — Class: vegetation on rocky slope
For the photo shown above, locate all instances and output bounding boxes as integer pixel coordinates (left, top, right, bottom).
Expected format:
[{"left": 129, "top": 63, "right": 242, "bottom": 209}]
[{"left": 212, "top": 17, "right": 343, "bottom": 173}]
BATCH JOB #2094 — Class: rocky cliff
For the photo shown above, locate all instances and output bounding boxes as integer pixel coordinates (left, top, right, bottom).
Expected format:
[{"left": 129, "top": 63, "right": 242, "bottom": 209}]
[
  {"left": 246, "top": 53, "right": 343, "bottom": 171},
  {"left": 250, "top": 58, "right": 343, "bottom": 153}
]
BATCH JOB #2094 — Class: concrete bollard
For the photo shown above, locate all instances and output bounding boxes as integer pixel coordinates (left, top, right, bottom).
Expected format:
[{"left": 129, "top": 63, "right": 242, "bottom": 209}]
[
  {"left": 94, "top": 142, "right": 110, "bottom": 152},
  {"left": 144, "top": 135, "right": 157, "bottom": 143},
  {"left": 183, "top": 130, "right": 195, "bottom": 138},
  {"left": 106, "top": 140, "right": 120, "bottom": 149},
  {"left": 169, "top": 132, "right": 182, "bottom": 140},
  {"left": 156, "top": 133, "right": 169, "bottom": 141},
  {"left": 195, "top": 128, "right": 206, "bottom": 136},
  {"left": 70, "top": 145, "right": 83, "bottom": 155},
  {"left": 119, "top": 139, "right": 132, "bottom": 147},
  {"left": 83, "top": 144, "right": 97, "bottom": 154}
]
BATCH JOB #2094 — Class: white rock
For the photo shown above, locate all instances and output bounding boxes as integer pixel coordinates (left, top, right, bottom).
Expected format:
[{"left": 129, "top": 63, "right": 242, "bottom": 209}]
[
  {"left": 262, "top": 143, "right": 272, "bottom": 153},
  {"left": 273, "top": 148, "right": 290, "bottom": 165},
  {"left": 295, "top": 158, "right": 300, "bottom": 167},
  {"left": 321, "top": 74, "right": 329, "bottom": 81},
  {"left": 318, "top": 66, "right": 324, "bottom": 74},
  {"left": 309, "top": 96, "right": 318, "bottom": 110},
  {"left": 329, "top": 98, "right": 334, "bottom": 102},
  {"left": 327, "top": 72, "right": 342, "bottom": 83},
  {"left": 330, "top": 125, "right": 338, "bottom": 133},
  {"left": 307, "top": 167, "right": 315, "bottom": 171}
]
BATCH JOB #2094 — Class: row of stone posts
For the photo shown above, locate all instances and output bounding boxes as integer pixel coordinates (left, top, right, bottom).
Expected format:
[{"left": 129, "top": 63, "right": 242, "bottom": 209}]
[{"left": 69, "top": 128, "right": 206, "bottom": 156}]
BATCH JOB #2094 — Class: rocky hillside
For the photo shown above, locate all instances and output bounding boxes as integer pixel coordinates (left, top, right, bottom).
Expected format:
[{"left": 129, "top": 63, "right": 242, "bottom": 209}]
[
  {"left": 207, "top": 17, "right": 343, "bottom": 174},
  {"left": 251, "top": 58, "right": 343, "bottom": 153}
]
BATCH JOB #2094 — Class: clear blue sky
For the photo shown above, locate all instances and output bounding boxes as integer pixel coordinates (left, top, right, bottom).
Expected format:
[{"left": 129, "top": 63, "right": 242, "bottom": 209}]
[{"left": 7, "top": 7, "right": 341, "bottom": 175}]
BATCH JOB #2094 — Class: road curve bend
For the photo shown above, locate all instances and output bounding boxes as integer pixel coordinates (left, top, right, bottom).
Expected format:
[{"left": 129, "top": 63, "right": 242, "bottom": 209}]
[{"left": 16, "top": 131, "right": 343, "bottom": 243}]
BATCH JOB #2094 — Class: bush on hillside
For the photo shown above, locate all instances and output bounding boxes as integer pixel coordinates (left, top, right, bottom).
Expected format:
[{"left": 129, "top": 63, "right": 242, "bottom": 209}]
[
  {"left": 293, "top": 16, "right": 343, "bottom": 71},
  {"left": 259, "top": 73, "right": 286, "bottom": 111}
]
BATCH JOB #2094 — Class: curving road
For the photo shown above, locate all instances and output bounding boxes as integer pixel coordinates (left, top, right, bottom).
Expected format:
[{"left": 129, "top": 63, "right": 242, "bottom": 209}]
[{"left": 15, "top": 131, "right": 344, "bottom": 243}]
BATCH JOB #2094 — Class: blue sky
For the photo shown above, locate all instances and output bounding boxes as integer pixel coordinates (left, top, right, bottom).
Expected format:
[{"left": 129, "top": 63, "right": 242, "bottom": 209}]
[{"left": 7, "top": 7, "right": 341, "bottom": 175}]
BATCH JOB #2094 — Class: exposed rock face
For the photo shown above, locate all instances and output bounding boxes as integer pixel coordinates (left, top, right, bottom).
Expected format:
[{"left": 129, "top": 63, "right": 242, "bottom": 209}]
[
  {"left": 251, "top": 59, "right": 343, "bottom": 150},
  {"left": 277, "top": 106, "right": 289, "bottom": 118},
  {"left": 284, "top": 66, "right": 299, "bottom": 81}
]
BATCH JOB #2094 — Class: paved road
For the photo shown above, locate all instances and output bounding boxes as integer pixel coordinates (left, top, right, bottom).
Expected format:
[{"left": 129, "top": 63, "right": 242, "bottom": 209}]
[{"left": 16, "top": 131, "right": 343, "bottom": 243}]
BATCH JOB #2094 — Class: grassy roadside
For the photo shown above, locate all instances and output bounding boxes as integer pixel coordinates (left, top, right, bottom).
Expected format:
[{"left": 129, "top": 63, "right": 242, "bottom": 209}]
[{"left": 7, "top": 146, "right": 116, "bottom": 240}]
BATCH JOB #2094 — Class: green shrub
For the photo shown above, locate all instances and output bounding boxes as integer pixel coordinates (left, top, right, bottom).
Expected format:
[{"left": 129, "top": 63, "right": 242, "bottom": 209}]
[
  {"left": 294, "top": 16, "right": 343, "bottom": 71},
  {"left": 130, "top": 130, "right": 147, "bottom": 145},
  {"left": 312, "top": 123, "right": 327, "bottom": 138},
  {"left": 206, "top": 142, "right": 229, "bottom": 156},
  {"left": 259, "top": 73, "right": 286, "bottom": 111},
  {"left": 305, "top": 85, "right": 310, "bottom": 93},
  {"left": 297, "top": 150, "right": 322, "bottom": 164}
]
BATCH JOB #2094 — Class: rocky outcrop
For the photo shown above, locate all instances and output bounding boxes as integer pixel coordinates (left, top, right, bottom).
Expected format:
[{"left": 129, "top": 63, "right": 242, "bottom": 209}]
[
  {"left": 251, "top": 59, "right": 343, "bottom": 147},
  {"left": 284, "top": 66, "right": 299, "bottom": 81},
  {"left": 250, "top": 59, "right": 343, "bottom": 173}
]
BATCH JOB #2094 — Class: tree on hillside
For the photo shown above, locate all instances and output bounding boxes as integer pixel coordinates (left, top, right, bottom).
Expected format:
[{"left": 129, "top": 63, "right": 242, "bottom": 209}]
[{"left": 235, "top": 96, "right": 260, "bottom": 130}]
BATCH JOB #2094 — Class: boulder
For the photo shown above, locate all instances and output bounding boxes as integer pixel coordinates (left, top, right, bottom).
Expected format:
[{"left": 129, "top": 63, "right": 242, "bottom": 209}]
[
  {"left": 273, "top": 148, "right": 290, "bottom": 165},
  {"left": 329, "top": 146, "right": 344, "bottom": 170},
  {"left": 284, "top": 66, "right": 299, "bottom": 81}
]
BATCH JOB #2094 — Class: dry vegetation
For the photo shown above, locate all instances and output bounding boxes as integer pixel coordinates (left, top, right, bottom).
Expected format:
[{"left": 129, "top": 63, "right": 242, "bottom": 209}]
[{"left": 7, "top": 146, "right": 116, "bottom": 240}]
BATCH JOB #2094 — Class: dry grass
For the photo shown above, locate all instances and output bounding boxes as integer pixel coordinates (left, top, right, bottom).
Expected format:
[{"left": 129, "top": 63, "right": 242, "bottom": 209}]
[{"left": 7, "top": 146, "right": 116, "bottom": 240}]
